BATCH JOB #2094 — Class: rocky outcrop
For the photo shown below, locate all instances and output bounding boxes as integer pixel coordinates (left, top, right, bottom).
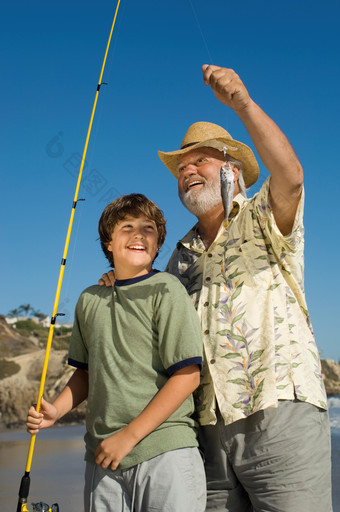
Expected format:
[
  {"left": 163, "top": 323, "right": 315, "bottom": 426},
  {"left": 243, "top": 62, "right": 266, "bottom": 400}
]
[
  {"left": 0, "top": 317, "right": 86, "bottom": 429},
  {"left": 321, "top": 359, "right": 340, "bottom": 396},
  {"left": 0, "top": 349, "right": 86, "bottom": 429}
]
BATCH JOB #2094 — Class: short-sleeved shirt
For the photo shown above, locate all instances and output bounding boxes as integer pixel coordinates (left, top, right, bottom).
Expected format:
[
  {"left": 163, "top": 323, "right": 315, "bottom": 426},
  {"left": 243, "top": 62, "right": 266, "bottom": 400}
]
[
  {"left": 166, "top": 178, "right": 327, "bottom": 426},
  {"left": 68, "top": 270, "right": 203, "bottom": 469}
]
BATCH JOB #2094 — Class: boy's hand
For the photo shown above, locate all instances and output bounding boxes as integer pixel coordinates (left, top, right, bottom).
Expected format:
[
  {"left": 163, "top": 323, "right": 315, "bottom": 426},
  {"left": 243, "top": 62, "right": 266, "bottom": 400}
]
[
  {"left": 98, "top": 270, "right": 115, "bottom": 287},
  {"left": 95, "top": 428, "right": 137, "bottom": 470},
  {"left": 26, "top": 397, "right": 58, "bottom": 434}
]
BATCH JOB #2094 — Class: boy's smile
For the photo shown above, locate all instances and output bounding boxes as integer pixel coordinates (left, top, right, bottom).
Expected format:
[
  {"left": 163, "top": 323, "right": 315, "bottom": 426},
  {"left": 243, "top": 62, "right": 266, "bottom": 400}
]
[{"left": 107, "top": 214, "right": 159, "bottom": 279}]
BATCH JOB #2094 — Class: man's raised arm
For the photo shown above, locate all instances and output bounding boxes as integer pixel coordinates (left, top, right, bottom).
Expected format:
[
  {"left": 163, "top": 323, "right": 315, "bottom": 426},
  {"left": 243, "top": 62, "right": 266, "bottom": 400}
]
[{"left": 202, "top": 64, "right": 303, "bottom": 235}]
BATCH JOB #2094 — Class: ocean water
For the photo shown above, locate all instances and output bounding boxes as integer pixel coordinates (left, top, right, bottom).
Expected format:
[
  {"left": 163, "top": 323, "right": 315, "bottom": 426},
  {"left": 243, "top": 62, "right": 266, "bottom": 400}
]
[
  {"left": 329, "top": 396, "right": 340, "bottom": 510},
  {"left": 329, "top": 395, "right": 340, "bottom": 430},
  {"left": 1, "top": 397, "right": 340, "bottom": 512}
]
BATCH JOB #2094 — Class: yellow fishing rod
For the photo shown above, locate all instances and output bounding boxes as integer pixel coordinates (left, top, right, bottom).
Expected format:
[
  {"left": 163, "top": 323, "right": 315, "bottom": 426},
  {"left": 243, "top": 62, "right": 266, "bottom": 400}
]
[{"left": 16, "top": 2, "right": 121, "bottom": 511}]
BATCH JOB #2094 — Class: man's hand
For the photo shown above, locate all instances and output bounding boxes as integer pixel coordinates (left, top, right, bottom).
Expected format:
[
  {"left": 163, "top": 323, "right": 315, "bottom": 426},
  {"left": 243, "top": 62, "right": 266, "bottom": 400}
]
[
  {"left": 95, "top": 427, "right": 137, "bottom": 470},
  {"left": 98, "top": 270, "right": 115, "bottom": 287},
  {"left": 26, "top": 397, "right": 58, "bottom": 434},
  {"left": 202, "top": 65, "right": 251, "bottom": 113}
]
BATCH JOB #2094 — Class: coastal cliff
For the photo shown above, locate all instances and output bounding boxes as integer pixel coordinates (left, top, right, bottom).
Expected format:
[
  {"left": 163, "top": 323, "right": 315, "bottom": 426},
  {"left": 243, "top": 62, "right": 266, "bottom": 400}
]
[
  {"left": 0, "top": 316, "right": 339, "bottom": 429},
  {"left": 0, "top": 316, "right": 86, "bottom": 429}
]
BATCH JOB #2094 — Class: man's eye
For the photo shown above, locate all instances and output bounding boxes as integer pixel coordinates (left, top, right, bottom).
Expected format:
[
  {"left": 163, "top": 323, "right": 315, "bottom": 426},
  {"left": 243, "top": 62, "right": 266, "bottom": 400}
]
[{"left": 196, "top": 158, "right": 207, "bottom": 165}]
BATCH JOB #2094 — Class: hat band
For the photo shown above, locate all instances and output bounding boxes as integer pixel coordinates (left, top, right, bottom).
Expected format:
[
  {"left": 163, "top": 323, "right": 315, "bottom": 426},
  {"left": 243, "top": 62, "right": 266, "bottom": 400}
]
[{"left": 180, "top": 142, "right": 198, "bottom": 149}]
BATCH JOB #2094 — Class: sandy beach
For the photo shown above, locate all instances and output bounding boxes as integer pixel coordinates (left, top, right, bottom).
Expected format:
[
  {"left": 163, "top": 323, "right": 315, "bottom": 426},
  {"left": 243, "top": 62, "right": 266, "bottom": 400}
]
[{"left": 1, "top": 423, "right": 340, "bottom": 512}]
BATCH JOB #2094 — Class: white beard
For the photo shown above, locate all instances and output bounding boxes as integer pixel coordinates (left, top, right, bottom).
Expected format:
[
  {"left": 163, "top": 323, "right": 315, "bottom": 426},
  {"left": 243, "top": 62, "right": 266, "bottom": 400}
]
[{"left": 179, "top": 175, "right": 222, "bottom": 217}]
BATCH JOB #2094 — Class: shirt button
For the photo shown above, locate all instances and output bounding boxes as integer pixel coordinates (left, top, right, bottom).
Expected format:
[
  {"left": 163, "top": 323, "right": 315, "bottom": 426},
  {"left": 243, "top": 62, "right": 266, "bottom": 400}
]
[
  {"left": 204, "top": 301, "right": 209, "bottom": 307},
  {"left": 210, "top": 359, "right": 216, "bottom": 364},
  {"left": 208, "top": 253, "right": 212, "bottom": 258},
  {"left": 206, "top": 277, "right": 211, "bottom": 281},
  {"left": 204, "top": 329, "right": 209, "bottom": 335}
]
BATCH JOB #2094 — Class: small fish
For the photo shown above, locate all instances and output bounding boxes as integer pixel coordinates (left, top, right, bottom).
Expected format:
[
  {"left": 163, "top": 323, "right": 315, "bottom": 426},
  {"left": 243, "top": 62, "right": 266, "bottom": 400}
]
[{"left": 220, "top": 162, "right": 235, "bottom": 220}]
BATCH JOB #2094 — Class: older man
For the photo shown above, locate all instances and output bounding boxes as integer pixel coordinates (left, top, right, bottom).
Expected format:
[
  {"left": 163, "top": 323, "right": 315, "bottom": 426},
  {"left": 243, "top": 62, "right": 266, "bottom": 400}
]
[{"left": 101, "top": 65, "right": 332, "bottom": 511}]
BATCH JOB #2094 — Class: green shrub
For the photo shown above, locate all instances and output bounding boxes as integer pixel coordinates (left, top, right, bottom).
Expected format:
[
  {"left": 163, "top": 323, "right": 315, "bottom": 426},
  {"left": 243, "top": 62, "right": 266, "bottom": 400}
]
[
  {"left": 0, "top": 359, "right": 21, "bottom": 379},
  {"left": 15, "top": 319, "right": 49, "bottom": 342},
  {"left": 14, "top": 320, "right": 71, "bottom": 350}
]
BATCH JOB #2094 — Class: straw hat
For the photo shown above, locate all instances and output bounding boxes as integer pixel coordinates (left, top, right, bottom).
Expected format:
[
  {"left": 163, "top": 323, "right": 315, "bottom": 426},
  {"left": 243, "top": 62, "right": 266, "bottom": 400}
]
[{"left": 158, "top": 121, "right": 259, "bottom": 188}]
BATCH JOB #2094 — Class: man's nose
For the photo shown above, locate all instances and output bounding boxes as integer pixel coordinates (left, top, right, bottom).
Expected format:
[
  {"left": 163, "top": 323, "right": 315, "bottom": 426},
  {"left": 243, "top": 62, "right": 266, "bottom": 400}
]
[{"left": 182, "top": 163, "right": 198, "bottom": 176}]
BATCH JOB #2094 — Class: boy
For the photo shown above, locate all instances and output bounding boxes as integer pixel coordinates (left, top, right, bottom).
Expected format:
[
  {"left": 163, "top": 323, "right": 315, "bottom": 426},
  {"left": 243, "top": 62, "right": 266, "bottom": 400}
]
[{"left": 26, "top": 194, "right": 206, "bottom": 512}]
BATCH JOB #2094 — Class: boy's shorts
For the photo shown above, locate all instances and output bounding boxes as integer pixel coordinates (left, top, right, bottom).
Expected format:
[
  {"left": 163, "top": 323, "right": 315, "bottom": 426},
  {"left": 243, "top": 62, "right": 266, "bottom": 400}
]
[{"left": 84, "top": 446, "right": 206, "bottom": 512}]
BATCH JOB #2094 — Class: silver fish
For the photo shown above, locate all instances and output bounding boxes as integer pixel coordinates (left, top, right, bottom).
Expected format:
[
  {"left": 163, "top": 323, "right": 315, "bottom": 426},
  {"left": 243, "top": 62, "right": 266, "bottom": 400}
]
[{"left": 220, "top": 162, "right": 235, "bottom": 220}]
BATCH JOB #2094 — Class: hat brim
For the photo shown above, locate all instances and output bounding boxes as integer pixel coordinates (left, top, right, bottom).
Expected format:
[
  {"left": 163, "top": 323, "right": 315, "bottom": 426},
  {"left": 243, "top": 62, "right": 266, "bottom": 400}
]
[{"left": 158, "top": 137, "right": 259, "bottom": 188}]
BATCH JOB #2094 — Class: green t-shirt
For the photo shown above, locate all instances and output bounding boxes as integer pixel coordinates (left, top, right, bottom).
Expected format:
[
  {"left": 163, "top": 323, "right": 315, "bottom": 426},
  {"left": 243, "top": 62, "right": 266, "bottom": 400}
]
[{"left": 68, "top": 270, "right": 203, "bottom": 469}]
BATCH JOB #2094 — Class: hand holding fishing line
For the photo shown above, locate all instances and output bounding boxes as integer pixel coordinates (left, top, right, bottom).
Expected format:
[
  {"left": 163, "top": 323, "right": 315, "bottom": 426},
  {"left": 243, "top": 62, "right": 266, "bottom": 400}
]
[
  {"left": 202, "top": 64, "right": 252, "bottom": 113},
  {"left": 26, "top": 398, "right": 58, "bottom": 434}
]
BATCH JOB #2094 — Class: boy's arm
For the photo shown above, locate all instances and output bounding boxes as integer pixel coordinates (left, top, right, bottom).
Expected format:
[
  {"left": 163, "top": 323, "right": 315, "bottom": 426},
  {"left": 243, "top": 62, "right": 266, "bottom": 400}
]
[
  {"left": 95, "top": 364, "right": 200, "bottom": 470},
  {"left": 26, "top": 368, "right": 88, "bottom": 434}
]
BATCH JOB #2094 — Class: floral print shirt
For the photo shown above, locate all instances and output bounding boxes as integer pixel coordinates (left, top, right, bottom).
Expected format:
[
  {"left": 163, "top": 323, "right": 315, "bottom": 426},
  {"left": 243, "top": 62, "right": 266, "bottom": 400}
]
[{"left": 166, "top": 177, "right": 327, "bottom": 426}]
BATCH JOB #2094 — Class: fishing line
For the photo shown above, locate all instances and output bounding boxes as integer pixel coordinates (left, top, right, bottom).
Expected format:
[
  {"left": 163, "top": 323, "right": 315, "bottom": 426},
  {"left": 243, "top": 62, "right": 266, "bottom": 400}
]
[
  {"left": 187, "top": 0, "right": 214, "bottom": 62},
  {"left": 16, "top": 2, "right": 122, "bottom": 511},
  {"left": 187, "top": 1, "right": 232, "bottom": 132}
]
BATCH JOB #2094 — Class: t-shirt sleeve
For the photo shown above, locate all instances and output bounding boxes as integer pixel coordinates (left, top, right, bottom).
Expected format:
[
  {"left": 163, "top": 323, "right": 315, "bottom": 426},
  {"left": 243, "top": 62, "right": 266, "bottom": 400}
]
[
  {"left": 68, "top": 293, "right": 89, "bottom": 370},
  {"left": 155, "top": 275, "right": 203, "bottom": 375}
]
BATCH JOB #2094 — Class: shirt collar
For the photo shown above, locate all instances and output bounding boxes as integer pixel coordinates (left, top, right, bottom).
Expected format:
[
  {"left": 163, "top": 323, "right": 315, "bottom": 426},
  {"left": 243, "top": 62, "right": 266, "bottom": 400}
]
[{"left": 115, "top": 269, "right": 160, "bottom": 287}]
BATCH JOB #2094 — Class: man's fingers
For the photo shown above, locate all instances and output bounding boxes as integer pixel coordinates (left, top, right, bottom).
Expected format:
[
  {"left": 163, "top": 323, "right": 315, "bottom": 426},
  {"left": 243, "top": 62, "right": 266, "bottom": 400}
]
[
  {"left": 201, "top": 65, "right": 249, "bottom": 111},
  {"left": 202, "top": 64, "right": 228, "bottom": 86},
  {"left": 98, "top": 271, "right": 115, "bottom": 287},
  {"left": 202, "top": 64, "right": 217, "bottom": 85}
]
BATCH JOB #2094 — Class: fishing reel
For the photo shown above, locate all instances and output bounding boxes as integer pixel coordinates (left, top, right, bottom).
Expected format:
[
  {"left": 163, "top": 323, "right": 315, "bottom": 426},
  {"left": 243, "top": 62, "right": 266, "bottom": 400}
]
[{"left": 31, "top": 503, "right": 59, "bottom": 512}]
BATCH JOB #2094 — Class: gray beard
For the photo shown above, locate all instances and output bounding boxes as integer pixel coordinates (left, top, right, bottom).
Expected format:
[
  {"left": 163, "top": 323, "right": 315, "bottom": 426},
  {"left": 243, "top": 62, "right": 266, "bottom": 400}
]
[{"left": 179, "top": 176, "right": 222, "bottom": 217}]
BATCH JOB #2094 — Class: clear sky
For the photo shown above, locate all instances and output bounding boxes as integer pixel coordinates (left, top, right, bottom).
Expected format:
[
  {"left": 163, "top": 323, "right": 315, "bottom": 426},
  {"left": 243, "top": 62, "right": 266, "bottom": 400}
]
[{"left": 1, "top": 0, "right": 339, "bottom": 360}]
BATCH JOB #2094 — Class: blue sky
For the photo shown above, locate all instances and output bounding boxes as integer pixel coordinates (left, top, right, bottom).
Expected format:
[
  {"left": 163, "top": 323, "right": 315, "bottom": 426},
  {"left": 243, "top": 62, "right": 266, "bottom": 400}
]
[{"left": 1, "top": 0, "right": 339, "bottom": 360}]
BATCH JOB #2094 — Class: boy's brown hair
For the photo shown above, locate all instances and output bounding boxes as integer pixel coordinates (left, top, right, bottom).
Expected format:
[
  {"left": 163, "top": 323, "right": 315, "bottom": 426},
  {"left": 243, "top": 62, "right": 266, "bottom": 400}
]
[{"left": 98, "top": 194, "right": 167, "bottom": 267}]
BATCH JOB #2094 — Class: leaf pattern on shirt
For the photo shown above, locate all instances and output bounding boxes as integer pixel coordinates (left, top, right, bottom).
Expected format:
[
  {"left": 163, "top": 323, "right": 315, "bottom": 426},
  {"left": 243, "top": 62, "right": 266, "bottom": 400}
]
[{"left": 215, "top": 269, "right": 267, "bottom": 415}]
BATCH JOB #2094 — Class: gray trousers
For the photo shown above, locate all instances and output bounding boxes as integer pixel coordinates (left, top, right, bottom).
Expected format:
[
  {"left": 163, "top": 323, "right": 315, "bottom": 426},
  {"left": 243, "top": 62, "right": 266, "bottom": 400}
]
[
  {"left": 199, "top": 400, "right": 332, "bottom": 512},
  {"left": 84, "top": 447, "right": 206, "bottom": 512}
]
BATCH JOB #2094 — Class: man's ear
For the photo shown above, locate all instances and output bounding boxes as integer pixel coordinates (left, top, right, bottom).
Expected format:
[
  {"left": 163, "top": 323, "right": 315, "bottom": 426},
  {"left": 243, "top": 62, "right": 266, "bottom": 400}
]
[{"left": 231, "top": 165, "right": 240, "bottom": 182}]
